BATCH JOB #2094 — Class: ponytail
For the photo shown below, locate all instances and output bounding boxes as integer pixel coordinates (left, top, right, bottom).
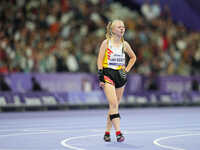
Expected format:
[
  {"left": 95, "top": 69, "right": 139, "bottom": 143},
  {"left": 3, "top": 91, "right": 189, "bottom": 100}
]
[{"left": 106, "top": 21, "right": 112, "bottom": 39}]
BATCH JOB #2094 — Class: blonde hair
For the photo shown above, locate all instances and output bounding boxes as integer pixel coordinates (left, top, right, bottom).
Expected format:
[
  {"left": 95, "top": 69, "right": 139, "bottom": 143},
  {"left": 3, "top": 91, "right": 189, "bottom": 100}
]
[
  {"left": 105, "top": 20, "right": 124, "bottom": 41},
  {"left": 106, "top": 21, "right": 113, "bottom": 39}
]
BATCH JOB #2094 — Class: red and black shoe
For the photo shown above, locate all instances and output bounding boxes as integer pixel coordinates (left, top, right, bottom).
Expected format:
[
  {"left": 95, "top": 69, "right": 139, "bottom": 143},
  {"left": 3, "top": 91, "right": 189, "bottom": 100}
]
[
  {"left": 103, "top": 133, "right": 111, "bottom": 142},
  {"left": 116, "top": 133, "right": 125, "bottom": 142}
]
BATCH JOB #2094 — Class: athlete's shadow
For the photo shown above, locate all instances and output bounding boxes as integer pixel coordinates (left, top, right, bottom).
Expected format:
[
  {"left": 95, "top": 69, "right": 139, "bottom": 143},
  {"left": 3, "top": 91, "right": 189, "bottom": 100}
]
[{"left": 106, "top": 142, "right": 143, "bottom": 149}]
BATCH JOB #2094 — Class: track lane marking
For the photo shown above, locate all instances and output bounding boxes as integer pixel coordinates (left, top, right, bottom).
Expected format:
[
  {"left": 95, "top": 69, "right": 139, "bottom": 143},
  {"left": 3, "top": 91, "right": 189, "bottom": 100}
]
[
  {"left": 153, "top": 133, "right": 200, "bottom": 150},
  {"left": 60, "top": 130, "right": 198, "bottom": 150},
  {"left": 61, "top": 134, "right": 101, "bottom": 150}
]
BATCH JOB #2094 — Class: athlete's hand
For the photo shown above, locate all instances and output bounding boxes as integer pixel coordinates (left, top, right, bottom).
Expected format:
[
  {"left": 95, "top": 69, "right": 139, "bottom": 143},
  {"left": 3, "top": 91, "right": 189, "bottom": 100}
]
[
  {"left": 99, "top": 81, "right": 105, "bottom": 89},
  {"left": 98, "top": 69, "right": 105, "bottom": 89},
  {"left": 98, "top": 69, "right": 104, "bottom": 82},
  {"left": 119, "top": 68, "right": 128, "bottom": 80}
]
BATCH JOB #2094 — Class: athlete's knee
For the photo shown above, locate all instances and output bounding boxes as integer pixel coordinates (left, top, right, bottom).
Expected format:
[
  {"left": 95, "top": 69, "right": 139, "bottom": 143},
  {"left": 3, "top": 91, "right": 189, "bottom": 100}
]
[
  {"left": 109, "top": 100, "right": 118, "bottom": 109},
  {"left": 109, "top": 113, "right": 120, "bottom": 121},
  {"left": 117, "top": 97, "right": 121, "bottom": 103}
]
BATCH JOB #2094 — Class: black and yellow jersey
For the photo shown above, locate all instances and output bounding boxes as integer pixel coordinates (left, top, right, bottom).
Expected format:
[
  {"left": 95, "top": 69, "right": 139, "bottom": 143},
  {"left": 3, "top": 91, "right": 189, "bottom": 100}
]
[{"left": 103, "top": 40, "right": 125, "bottom": 70}]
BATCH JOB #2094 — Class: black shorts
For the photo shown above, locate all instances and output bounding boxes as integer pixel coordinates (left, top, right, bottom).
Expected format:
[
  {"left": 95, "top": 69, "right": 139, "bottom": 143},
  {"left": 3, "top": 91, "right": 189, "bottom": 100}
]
[{"left": 103, "top": 68, "right": 127, "bottom": 88}]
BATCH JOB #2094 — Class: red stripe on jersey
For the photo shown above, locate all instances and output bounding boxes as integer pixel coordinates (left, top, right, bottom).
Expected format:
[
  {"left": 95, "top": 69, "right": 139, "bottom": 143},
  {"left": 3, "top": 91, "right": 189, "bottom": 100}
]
[{"left": 107, "top": 48, "right": 113, "bottom": 53}]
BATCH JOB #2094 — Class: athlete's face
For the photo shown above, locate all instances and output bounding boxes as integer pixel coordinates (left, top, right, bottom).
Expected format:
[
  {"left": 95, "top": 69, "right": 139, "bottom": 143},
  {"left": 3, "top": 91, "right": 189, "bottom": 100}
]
[{"left": 112, "top": 21, "right": 125, "bottom": 37}]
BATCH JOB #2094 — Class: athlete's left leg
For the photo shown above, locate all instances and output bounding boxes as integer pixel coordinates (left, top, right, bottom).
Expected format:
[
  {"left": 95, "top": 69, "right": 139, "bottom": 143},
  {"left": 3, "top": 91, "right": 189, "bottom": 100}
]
[
  {"left": 115, "top": 85, "right": 126, "bottom": 142},
  {"left": 116, "top": 85, "right": 125, "bottom": 103}
]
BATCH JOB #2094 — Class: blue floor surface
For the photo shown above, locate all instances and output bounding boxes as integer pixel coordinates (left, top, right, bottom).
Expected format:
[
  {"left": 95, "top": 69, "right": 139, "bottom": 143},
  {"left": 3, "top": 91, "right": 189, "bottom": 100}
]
[{"left": 0, "top": 107, "right": 200, "bottom": 150}]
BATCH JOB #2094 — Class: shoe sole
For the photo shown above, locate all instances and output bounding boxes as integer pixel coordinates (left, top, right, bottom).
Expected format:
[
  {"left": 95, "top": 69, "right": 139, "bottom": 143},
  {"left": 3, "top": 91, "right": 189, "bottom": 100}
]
[
  {"left": 104, "top": 140, "right": 111, "bottom": 142},
  {"left": 117, "top": 137, "right": 125, "bottom": 142}
]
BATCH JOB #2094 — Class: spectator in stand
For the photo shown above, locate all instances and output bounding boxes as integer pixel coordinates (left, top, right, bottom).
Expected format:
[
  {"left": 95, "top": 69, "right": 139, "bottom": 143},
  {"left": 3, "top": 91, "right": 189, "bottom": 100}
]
[
  {"left": 141, "top": 0, "right": 161, "bottom": 21},
  {"left": 0, "top": 0, "right": 199, "bottom": 76},
  {"left": 31, "top": 76, "right": 43, "bottom": 92},
  {"left": 191, "top": 79, "right": 199, "bottom": 91},
  {"left": 191, "top": 45, "right": 200, "bottom": 75},
  {"left": 0, "top": 74, "right": 11, "bottom": 91},
  {"left": 161, "top": 4, "right": 171, "bottom": 20},
  {"left": 66, "top": 49, "right": 79, "bottom": 72}
]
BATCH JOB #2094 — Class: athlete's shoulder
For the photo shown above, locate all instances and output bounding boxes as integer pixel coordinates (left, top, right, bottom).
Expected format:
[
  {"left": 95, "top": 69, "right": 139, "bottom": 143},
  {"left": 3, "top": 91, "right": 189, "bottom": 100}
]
[
  {"left": 101, "top": 39, "right": 108, "bottom": 45},
  {"left": 99, "top": 39, "right": 108, "bottom": 49},
  {"left": 123, "top": 40, "right": 130, "bottom": 46},
  {"left": 123, "top": 40, "right": 134, "bottom": 52},
  {"left": 99, "top": 39, "right": 108, "bottom": 52}
]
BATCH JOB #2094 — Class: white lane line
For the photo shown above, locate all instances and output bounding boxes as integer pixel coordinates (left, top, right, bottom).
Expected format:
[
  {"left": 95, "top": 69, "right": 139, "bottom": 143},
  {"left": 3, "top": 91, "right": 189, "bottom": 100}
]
[
  {"left": 60, "top": 130, "right": 198, "bottom": 150},
  {"left": 153, "top": 133, "right": 200, "bottom": 150},
  {"left": 1, "top": 123, "right": 200, "bottom": 133},
  {"left": 1, "top": 122, "right": 200, "bottom": 128},
  {"left": 0, "top": 130, "right": 74, "bottom": 150},
  {"left": 61, "top": 134, "right": 101, "bottom": 150},
  {"left": 0, "top": 131, "right": 56, "bottom": 138},
  {"left": 0, "top": 128, "right": 104, "bottom": 135},
  {"left": 91, "top": 129, "right": 197, "bottom": 134},
  {"left": 0, "top": 128, "right": 199, "bottom": 150},
  {"left": 0, "top": 130, "right": 80, "bottom": 138},
  {"left": 0, "top": 129, "right": 102, "bottom": 150}
]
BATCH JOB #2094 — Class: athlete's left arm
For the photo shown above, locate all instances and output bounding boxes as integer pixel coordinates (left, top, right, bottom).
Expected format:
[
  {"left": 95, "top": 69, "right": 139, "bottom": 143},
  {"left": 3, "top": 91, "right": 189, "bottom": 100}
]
[{"left": 124, "top": 41, "right": 136, "bottom": 72}]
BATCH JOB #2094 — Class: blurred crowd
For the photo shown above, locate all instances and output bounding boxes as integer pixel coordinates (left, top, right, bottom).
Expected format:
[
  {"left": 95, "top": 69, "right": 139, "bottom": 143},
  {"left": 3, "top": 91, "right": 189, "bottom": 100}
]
[{"left": 0, "top": 0, "right": 200, "bottom": 76}]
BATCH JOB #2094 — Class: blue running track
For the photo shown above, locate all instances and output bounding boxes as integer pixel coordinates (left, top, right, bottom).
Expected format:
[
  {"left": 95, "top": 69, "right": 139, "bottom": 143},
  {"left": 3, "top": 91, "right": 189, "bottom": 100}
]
[{"left": 0, "top": 107, "right": 200, "bottom": 150}]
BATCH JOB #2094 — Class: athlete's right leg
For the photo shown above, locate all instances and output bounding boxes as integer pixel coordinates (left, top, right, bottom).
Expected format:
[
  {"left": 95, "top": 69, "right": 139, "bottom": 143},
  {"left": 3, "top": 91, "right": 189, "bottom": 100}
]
[
  {"left": 103, "top": 110, "right": 112, "bottom": 142},
  {"left": 104, "top": 83, "right": 121, "bottom": 133},
  {"left": 106, "top": 110, "right": 112, "bottom": 132}
]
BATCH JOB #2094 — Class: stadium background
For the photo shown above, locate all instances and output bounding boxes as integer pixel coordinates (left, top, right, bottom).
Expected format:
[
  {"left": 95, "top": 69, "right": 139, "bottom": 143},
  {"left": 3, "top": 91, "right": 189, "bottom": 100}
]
[{"left": 0, "top": 0, "right": 200, "bottom": 111}]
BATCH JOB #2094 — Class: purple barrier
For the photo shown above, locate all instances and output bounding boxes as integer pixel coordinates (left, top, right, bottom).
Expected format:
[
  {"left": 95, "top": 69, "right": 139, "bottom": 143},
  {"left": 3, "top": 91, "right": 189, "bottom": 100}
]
[
  {"left": 159, "top": 76, "right": 192, "bottom": 93},
  {"left": 3, "top": 73, "right": 200, "bottom": 93},
  {"left": 184, "top": 91, "right": 200, "bottom": 103},
  {"left": 126, "top": 74, "right": 143, "bottom": 94},
  {"left": 67, "top": 91, "right": 106, "bottom": 105},
  {"left": 0, "top": 91, "right": 106, "bottom": 106},
  {"left": 4, "top": 73, "right": 143, "bottom": 93},
  {"left": 0, "top": 91, "right": 200, "bottom": 107},
  {"left": 0, "top": 92, "right": 65, "bottom": 106},
  {"left": 127, "top": 91, "right": 182, "bottom": 104},
  {"left": 6, "top": 73, "right": 97, "bottom": 93}
]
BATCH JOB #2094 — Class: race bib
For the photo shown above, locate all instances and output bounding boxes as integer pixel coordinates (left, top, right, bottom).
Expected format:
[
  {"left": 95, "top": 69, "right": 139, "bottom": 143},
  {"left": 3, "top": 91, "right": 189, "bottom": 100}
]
[{"left": 108, "top": 54, "right": 125, "bottom": 66}]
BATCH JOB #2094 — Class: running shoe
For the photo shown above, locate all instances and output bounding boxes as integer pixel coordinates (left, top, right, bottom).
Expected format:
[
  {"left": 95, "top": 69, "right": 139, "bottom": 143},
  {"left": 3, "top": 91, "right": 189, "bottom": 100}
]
[
  {"left": 116, "top": 133, "right": 125, "bottom": 142},
  {"left": 103, "top": 133, "right": 111, "bottom": 142}
]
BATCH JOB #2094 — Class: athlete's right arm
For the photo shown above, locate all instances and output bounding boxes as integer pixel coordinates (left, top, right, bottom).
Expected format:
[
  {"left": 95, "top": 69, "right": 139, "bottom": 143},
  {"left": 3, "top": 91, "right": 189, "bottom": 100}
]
[
  {"left": 97, "top": 39, "right": 107, "bottom": 70},
  {"left": 97, "top": 39, "right": 107, "bottom": 87}
]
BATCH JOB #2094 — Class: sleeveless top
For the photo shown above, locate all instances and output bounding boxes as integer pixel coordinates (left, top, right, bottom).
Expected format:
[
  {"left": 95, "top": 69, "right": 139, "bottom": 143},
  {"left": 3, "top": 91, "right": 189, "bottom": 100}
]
[{"left": 103, "top": 40, "right": 125, "bottom": 70}]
